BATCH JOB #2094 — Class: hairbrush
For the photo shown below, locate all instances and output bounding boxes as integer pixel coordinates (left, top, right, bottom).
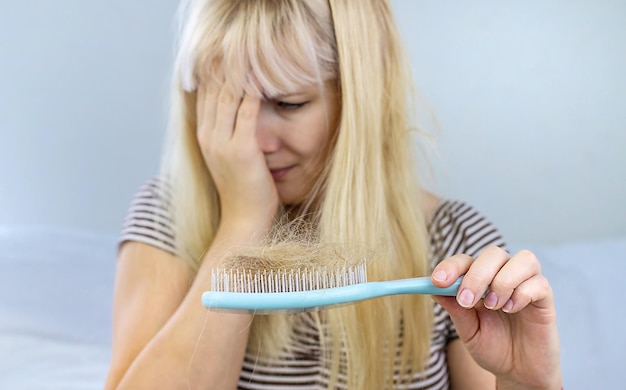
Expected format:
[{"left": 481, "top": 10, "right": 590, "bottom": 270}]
[{"left": 201, "top": 264, "right": 462, "bottom": 314}]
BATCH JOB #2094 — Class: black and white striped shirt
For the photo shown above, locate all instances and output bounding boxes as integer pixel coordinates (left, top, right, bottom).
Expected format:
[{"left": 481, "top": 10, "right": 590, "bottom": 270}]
[{"left": 120, "top": 177, "right": 506, "bottom": 389}]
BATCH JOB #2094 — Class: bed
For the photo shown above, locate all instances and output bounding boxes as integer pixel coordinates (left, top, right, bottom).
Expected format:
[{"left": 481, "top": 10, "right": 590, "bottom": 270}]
[{"left": 0, "top": 225, "right": 623, "bottom": 389}]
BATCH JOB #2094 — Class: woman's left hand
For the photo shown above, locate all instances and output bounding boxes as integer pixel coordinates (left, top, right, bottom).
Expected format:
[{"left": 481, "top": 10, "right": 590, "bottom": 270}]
[{"left": 431, "top": 247, "right": 562, "bottom": 390}]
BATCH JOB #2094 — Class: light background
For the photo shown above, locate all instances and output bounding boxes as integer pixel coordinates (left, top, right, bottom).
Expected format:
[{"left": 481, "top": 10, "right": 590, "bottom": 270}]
[{"left": 1, "top": 0, "right": 624, "bottom": 245}]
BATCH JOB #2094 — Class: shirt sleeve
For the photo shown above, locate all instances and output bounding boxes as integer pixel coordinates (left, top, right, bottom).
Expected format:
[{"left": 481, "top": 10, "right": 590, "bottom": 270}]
[
  {"left": 119, "top": 177, "right": 177, "bottom": 256},
  {"left": 429, "top": 200, "right": 508, "bottom": 265}
]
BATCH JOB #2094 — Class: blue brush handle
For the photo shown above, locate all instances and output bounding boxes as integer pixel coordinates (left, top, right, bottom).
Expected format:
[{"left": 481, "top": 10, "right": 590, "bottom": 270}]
[{"left": 202, "top": 276, "right": 463, "bottom": 314}]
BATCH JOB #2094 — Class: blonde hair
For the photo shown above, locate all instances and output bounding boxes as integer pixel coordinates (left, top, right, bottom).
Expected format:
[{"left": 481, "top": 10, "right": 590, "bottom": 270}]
[{"left": 163, "top": 0, "right": 432, "bottom": 388}]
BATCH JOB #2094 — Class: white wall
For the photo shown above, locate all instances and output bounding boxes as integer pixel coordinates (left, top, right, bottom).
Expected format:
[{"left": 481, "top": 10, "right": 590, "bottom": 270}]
[
  {"left": 0, "top": 1, "right": 177, "bottom": 235},
  {"left": 397, "top": 0, "right": 626, "bottom": 245},
  {"left": 1, "top": 1, "right": 624, "bottom": 245}
]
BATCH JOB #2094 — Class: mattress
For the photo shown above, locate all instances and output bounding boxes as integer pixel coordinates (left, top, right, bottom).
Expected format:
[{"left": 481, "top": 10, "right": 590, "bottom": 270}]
[{"left": 0, "top": 226, "right": 116, "bottom": 389}]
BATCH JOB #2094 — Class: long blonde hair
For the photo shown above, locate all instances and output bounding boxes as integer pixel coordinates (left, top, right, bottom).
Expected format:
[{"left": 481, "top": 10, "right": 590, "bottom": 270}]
[{"left": 163, "top": 0, "right": 433, "bottom": 388}]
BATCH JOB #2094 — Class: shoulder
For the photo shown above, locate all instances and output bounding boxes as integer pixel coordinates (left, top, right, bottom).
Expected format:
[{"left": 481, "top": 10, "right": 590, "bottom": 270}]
[
  {"left": 129, "top": 176, "right": 172, "bottom": 208},
  {"left": 119, "top": 176, "right": 177, "bottom": 256},
  {"left": 428, "top": 198, "right": 508, "bottom": 263}
]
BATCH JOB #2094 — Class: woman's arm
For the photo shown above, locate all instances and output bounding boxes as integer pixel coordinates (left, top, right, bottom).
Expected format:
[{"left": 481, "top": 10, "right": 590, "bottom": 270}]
[
  {"left": 104, "top": 242, "right": 190, "bottom": 389},
  {"left": 105, "top": 79, "right": 279, "bottom": 389},
  {"left": 105, "top": 224, "right": 261, "bottom": 390}
]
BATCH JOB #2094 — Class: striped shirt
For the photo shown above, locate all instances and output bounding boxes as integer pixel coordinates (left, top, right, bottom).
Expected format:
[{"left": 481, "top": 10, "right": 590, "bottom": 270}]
[{"left": 120, "top": 177, "right": 507, "bottom": 389}]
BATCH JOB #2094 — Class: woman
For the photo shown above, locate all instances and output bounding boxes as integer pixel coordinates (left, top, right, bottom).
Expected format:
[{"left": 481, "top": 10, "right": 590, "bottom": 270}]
[{"left": 105, "top": 0, "right": 562, "bottom": 389}]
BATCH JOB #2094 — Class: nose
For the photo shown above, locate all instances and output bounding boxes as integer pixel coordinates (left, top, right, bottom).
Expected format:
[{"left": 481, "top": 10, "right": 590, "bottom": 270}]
[{"left": 256, "top": 104, "right": 281, "bottom": 154}]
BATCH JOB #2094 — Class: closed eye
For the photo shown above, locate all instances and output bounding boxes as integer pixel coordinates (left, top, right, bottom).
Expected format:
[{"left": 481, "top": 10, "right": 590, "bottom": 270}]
[{"left": 276, "top": 101, "right": 308, "bottom": 110}]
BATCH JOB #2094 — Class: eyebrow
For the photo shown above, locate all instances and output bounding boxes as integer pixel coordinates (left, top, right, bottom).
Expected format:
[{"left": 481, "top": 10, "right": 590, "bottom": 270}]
[
  {"left": 262, "top": 85, "right": 317, "bottom": 101},
  {"left": 263, "top": 92, "right": 308, "bottom": 101}
]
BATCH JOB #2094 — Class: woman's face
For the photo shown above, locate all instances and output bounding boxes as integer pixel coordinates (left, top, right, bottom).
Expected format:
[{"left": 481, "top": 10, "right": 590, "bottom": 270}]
[{"left": 256, "top": 81, "right": 340, "bottom": 205}]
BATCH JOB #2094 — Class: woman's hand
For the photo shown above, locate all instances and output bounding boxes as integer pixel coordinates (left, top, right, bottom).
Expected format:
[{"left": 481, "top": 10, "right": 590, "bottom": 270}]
[
  {"left": 431, "top": 247, "right": 562, "bottom": 389},
  {"left": 196, "top": 83, "right": 279, "bottom": 231}
]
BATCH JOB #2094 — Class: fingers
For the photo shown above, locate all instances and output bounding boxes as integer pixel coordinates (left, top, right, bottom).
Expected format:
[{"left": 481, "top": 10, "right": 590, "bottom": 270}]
[
  {"left": 433, "top": 247, "right": 551, "bottom": 313},
  {"left": 232, "top": 93, "right": 261, "bottom": 143},
  {"left": 196, "top": 82, "right": 261, "bottom": 152},
  {"left": 213, "top": 85, "right": 243, "bottom": 144},
  {"left": 497, "top": 273, "right": 554, "bottom": 314},
  {"left": 480, "top": 249, "right": 542, "bottom": 312},
  {"left": 431, "top": 254, "right": 473, "bottom": 286},
  {"left": 196, "top": 82, "right": 219, "bottom": 147},
  {"left": 457, "top": 246, "right": 515, "bottom": 309}
]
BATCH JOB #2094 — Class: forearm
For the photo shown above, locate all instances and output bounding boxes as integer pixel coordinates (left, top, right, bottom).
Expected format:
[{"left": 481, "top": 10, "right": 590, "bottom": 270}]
[
  {"left": 114, "top": 225, "right": 264, "bottom": 389},
  {"left": 116, "top": 302, "right": 251, "bottom": 389}
]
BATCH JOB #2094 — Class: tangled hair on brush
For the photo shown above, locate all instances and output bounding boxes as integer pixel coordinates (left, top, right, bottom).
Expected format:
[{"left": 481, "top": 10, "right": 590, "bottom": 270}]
[
  {"left": 223, "top": 241, "right": 370, "bottom": 278},
  {"left": 216, "top": 218, "right": 371, "bottom": 290}
]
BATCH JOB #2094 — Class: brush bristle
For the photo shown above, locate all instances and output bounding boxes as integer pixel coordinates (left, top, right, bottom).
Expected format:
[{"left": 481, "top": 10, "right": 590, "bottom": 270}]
[{"left": 211, "top": 264, "right": 368, "bottom": 293}]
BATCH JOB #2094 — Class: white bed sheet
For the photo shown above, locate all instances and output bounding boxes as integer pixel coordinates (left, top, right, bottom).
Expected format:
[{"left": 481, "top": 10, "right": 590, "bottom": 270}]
[
  {"left": 0, "top": 226, "right": 116, "bottom": 389},
  {"left": 0, "top": 225, "right": 623, "bottom": 389}
]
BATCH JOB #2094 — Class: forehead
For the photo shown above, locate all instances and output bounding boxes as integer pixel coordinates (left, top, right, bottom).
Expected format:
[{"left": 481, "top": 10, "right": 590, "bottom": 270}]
[
  {"left": 201, "top": 48, "right": 334, "bottom": 99},
  {"left": 181, "top": 1, "right": 337, "bottom": 96}
]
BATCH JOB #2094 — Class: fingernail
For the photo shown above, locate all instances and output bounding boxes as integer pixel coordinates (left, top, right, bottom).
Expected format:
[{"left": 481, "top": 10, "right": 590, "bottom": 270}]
[
  {"left": 458, "top": 289, "right": 475, "bottom": 308},
  {"left": 502, "top": 299, "right": 514, "bottom": 313},
  {"left": 484, "top": 291, "right": 498, "bottom": 309},
  {"left": 433, "top": 270, "right": 447, "bottom": 282}
]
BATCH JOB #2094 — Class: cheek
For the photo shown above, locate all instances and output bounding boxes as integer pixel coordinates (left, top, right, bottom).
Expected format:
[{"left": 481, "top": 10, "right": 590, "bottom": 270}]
[
  {"left": 305, "top": 127, "right": 332, "bottom": 165},
  {"left": 289, "top": 116, "right": 332, "bottom": 156}
]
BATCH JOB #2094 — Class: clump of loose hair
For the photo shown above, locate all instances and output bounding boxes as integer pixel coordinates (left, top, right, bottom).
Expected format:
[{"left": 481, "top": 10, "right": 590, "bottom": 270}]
[
  {"left": 212, "top": 218, "right": 371, "bottom": 294},
  {"left": 219, "top": 241, "right": 371, "bottom": 286}
]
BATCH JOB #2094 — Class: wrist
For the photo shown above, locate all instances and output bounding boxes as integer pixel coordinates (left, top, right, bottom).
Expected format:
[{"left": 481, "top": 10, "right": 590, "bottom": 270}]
[
  {"left": 196, "top": 219, "right": 270, "bottom": 277},
  {"left": 496, "top": 377, "right": 563, "bottom": 390},
  {"left": 219, "top": 208, "right": 276, "bottom": 233},
  {"left": 214, "top": 219, "right": 269, "bottom": 247}
]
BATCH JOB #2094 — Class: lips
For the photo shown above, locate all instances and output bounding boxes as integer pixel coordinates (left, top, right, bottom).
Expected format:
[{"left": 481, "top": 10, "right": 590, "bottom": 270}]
[{"left": 269, "top": 166, "right": 293, "bottom": 180}]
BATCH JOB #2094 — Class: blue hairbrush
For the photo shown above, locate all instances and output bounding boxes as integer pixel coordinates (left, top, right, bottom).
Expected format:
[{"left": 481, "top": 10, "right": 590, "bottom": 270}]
[{"left": 202, "top": 266, "right": 462, "bottom": 314}]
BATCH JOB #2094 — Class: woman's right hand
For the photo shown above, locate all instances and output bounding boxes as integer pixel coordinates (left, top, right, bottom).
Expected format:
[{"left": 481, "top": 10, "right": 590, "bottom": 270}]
[{"left": 196, "top": 83, "right": 279, "bottom": 232}]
